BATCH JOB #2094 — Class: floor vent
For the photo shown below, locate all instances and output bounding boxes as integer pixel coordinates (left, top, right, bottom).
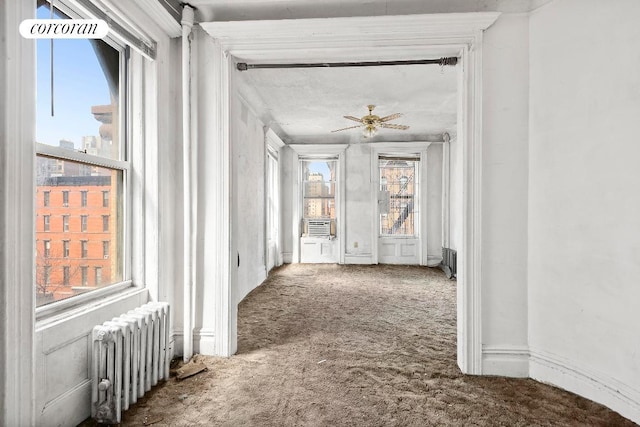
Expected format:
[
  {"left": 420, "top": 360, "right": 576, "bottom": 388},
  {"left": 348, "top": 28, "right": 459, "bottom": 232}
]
[
  {"left": 91, "top": 302, "right": 170, "bottom": 424},
  {"left": 442, "top": 248, "right": 457, "bottom": 279}
]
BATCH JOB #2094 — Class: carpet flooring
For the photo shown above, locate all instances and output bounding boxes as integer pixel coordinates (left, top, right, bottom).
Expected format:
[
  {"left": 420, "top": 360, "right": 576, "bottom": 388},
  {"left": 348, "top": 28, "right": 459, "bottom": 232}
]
[{"left": 114, "top": 264, "right": 636, "bottom": 426}]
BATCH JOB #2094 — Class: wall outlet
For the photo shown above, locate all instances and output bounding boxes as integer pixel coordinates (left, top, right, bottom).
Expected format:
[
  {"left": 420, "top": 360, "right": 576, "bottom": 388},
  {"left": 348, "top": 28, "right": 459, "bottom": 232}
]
[{"left": 353, "top": 241, "right": 358, "bottom": 248}]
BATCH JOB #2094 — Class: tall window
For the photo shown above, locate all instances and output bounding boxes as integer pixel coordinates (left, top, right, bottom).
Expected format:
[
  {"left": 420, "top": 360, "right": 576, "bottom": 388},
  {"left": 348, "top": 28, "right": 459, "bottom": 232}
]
[
  {"left": 301, "top": 160, "right": 336, "bottom": 237},
  {"left": 81, "top": 267, "right": 88, "bottom": 287},
  {"left": 103, "top": 241, "right": 109, "bottom": 259},
  {"left": 43, "top": 191, "right": 50, "bottom": 207},
  {"left": 44, "top": 240, "right": 51, "bottom": 258},
  {"left": 379, "top": 157, "right": 418, "bottom": 236},
  {"left": 34, "top": 2, "right": 130, "bottom": 307},
  {"left": 102, "top": 215, "right": 109, "bottom": 232}
]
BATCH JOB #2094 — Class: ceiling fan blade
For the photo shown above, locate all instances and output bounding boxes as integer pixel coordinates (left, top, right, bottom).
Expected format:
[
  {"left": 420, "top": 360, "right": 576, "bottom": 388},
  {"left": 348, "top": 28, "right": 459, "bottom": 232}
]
[
  {"left": 343, "top": 115, "right": 364, "bottom": 123},
  {"left": 379, "top": 123, "right": 410, "bottom": 130},
  {"left": 379, "top": 113, "right": 403, "bottom": 122},
  {"left": 331, "top": 124, "right": 363, "bottom": 133}
]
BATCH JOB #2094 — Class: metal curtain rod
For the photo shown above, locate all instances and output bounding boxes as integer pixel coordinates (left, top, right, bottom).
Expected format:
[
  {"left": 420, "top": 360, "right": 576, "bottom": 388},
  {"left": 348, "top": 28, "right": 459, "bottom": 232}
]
[{"left": 236, "top": 57, "right": 458, "bottom": 71}]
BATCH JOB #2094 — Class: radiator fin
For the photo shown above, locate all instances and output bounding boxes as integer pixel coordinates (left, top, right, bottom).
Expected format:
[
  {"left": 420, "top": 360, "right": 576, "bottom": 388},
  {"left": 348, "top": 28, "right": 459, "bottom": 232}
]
[{"left": 442, "top": 247, "right": 457, "bottom": 279}]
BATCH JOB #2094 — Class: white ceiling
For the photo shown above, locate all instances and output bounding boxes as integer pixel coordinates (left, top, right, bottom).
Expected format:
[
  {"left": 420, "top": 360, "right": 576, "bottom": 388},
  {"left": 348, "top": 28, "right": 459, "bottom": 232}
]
[
  {"left": 196, "top": 0, "right": 551, "bottom": 145},
  {"left": 235, "top": 62, "right": 458, "bottom": 144},
  {"left": 189, "top": 0, "right": 553, "bottom": 22}
]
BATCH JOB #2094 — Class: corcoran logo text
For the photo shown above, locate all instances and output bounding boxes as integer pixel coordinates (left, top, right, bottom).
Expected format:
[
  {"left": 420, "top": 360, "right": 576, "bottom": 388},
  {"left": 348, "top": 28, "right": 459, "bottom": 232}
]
[{"left": 20, "top": 19, "right": 109, "bottom": 39}]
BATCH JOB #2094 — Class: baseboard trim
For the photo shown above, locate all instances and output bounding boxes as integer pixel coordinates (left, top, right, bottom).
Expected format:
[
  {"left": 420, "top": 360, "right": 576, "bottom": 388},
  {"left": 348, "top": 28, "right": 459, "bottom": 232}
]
[
  {"left": 530, "top": 349, "right": 640, "bottom": 424},
  {"left": 172, "top": 329, "right": 217, "bottom": 357},
  {"left": 344, "top": 254, "right": 375, "bottom": 264},
  {"left": 482, "top": 345, "right": 529, "bottom": 377}
]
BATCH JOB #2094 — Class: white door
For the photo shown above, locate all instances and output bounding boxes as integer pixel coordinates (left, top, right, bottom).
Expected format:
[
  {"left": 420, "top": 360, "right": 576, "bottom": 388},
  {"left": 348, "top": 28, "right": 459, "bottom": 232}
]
[{"left": 377, "top": 156, "right": 420, "bottom": 264}]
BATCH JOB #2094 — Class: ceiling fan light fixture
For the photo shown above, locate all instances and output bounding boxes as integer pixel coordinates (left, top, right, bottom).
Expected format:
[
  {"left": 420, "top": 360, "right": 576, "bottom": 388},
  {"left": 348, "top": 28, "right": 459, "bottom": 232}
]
[{"left": 363, "top": 124, "right": 377, "bottom": 138}]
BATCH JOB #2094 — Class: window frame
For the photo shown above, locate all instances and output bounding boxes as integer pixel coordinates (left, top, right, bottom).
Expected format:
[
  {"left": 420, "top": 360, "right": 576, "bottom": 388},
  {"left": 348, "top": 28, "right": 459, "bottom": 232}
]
[{"left": 34, "top": 0, "right": 138, "bottom": 318}]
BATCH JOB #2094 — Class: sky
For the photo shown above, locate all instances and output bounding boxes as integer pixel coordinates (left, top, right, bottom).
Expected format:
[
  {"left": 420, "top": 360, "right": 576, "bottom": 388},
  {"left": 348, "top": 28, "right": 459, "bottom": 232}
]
[
  {"left": 36, "top": 5, "right": 112, "bottom": 149},
  {"left": 306, "top": 161, "right": 331, "bottom": 181}
]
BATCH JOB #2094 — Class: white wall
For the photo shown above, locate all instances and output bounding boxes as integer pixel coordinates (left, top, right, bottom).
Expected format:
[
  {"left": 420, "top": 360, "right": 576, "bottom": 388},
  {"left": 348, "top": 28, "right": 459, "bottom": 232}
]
[
  {"left": 283, "top": 141, "right": 444, "bottom": 265},
  {"left": 426, "top": 143, "right": 443, "bottom": 264},
  {"left": 480, "top": 13, "right": 530, "bottom": 376},
  {"left": 344, "top": 143, "right": 374, "bottom": 260},
  {"left": 280, "top": 146, "right": 296, "bottom": 263},
  {"left": 528, "top": 0, "right": 640, "bottom": 422},
  {"left": 448, "top": 136, "right": 462, "bottom": 252},
  {"left": 232, "top": 95, "right": 268, "bottom": 303}
]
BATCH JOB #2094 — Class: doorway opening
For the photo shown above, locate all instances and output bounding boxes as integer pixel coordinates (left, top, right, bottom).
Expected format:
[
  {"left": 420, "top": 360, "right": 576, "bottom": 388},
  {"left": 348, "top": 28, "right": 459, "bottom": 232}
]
[{"left": 201, "top": 12, "right": 497, "bottom": 374}]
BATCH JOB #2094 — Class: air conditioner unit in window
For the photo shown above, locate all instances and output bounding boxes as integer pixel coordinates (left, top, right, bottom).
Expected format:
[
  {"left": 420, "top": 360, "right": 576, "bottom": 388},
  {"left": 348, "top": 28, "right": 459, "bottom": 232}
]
[
  {"left": 104, "top": 255, "right": 109, "bottom": 259},
  {"left": 306, "top": 219, "right": 331, "bottom": 237}
]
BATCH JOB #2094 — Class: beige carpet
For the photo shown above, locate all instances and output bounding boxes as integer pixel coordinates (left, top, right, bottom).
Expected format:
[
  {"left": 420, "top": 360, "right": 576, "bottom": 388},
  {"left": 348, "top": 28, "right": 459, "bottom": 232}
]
[{"left": 113, "top": 264, "right": 635, "bottom": 426}]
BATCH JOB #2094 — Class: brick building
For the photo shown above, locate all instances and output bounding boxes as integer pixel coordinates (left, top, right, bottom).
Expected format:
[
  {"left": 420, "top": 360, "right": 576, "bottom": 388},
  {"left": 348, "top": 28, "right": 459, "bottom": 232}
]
[{"left": 35, "top": 174, "right": 119, "bottom": 305}]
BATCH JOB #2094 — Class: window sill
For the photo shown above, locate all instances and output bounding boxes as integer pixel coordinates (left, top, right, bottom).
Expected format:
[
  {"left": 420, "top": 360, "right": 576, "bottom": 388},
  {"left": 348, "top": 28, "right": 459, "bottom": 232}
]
[{"left": 35, "top": 280, "right": 145, "bottom": 325}]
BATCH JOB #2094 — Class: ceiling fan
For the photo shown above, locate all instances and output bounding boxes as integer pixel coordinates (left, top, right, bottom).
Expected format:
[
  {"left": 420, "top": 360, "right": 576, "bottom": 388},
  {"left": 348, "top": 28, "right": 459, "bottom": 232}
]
[{"left": 331, "top": 104, "right": 410, "bottom": 138}]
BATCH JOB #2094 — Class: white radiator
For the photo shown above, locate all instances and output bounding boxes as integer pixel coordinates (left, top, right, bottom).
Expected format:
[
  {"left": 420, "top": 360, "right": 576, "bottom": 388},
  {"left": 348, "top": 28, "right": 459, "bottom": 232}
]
[{"left": 91, "top": 302, "right": 171, "bottom": 424}]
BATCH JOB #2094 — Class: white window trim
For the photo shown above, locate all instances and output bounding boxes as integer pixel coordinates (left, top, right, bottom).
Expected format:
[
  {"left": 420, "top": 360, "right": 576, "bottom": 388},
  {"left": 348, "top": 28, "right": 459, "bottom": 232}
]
[
  {"left": 264, "top": 128, "right": 285, "bottom": 270},
  {"left": 370, "top": 142, "right": 431, "bottom": 264},
  {"left": 33, "top": 3, "right": 150, "bottom": 320},
  {"left": 289, "top": 144, "right": 347, "bottom": 264}
]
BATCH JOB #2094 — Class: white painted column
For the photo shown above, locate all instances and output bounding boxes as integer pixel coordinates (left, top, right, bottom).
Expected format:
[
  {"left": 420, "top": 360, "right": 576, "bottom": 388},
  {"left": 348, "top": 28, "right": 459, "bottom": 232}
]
[
  {"left": 0, "top": 0, "right": 36, "bottom": 424},
  {"left": 181, "top": 4, "right": 194, "bottom": 362},
  {"left": 442, "top": 132, "right": 451, "bottom": 250}
]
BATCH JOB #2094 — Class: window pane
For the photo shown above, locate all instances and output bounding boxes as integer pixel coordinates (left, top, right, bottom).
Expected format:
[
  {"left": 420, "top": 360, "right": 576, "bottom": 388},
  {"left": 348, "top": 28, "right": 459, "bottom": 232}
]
[
  {"left": 302, "top": 160, "right": 336, "bottom": 220},
  {"left": 35, "top": 156, "right": 123, "bottom": 307},
  {"left": 379, "top": 159, "right": 417, "bottom": 236},
  {"left": 303, "top": 198, "right": 336, "bottom": 219},
  {"left": 36, "top": 5, "right": 121, "bottom": 160}
]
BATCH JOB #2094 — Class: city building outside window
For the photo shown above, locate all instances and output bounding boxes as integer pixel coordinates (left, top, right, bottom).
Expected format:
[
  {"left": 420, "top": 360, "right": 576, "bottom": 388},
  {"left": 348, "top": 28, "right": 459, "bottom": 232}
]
[
  {"left": 44, "top": 240, "right": 50, "bottom": 258},
  {"left": 34, "top": 1, "right": 135, "bottom": 308},
  {"left": 301, "top": 160, "right": 337, "bottom": 237},
  {"left": 378, "top": 158, "right": 418, "bottom": 236}
]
